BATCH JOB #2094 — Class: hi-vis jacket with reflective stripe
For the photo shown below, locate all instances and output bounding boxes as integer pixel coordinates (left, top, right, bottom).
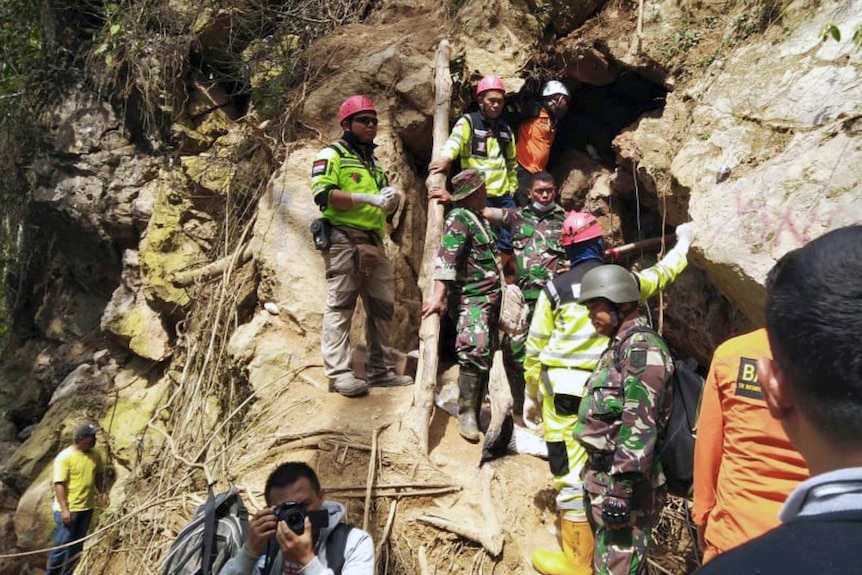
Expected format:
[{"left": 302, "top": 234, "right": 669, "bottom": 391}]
[
  {"left": 523, "top": 245, "right": 689, "bottom": 399},
  {"left": 311, "top": 139, "right": 389, "bottom": 237},
  {"left": 439, "top": 112, "right": 518, "bottom": 198}
]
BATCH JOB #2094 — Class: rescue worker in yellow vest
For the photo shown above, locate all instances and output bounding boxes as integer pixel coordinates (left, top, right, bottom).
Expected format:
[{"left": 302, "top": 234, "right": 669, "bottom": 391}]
[
  {"left": 427, "top": 75, "right": 519, "bottom": 272},
  {"left": 311, "top": 95, "right": 413, "bottom": 397},
  {"left": 524, "top": 213, "right": 695, "bottom": 575}
]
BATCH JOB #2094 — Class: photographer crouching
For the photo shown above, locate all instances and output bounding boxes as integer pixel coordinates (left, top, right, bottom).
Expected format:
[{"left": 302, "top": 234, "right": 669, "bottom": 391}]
[{"left": 221, "top": 462, "right": 373, "bottom": 575}]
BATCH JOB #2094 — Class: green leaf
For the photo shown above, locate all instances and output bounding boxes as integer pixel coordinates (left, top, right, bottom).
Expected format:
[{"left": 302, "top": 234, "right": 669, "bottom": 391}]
[
  {"left": 109, "top": 23, "right": 121, "bottom": 36},
  {"left": 94, "top": 43, "right": 109, "bottom": 55},
  {"left": 853, "top": 26, "right": 862, "bottom": 49},
  {"left": 105, "top": 53, "right": 113, "bottom": 65},
  {"left": 819, "top": 23, "right": 841, "bottom": 42}
]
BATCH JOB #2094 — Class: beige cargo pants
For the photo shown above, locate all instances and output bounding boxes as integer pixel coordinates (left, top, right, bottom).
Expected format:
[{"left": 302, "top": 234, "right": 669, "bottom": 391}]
[{"left": 321, "top": 226, "right": 396, "bottom": 384}]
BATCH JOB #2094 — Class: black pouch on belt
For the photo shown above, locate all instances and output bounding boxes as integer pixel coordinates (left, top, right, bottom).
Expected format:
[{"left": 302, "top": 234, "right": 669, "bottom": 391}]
[{"left": 310, "top": 218, "right": 332, "bottom": 251}]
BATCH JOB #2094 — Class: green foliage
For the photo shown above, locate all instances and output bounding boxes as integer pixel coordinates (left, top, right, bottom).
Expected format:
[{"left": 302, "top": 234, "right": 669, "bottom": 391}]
[
  {"left": 660, "top": 25, "right": 702, "bottom": 60},
  {"left": 0, "top": 0, "right": 46, "bottom": 353},
  {"left": 820, "top": 23, "right": 841, "bottom": 42},
  {"left": 819, "top": 22, "right": 862, "bottom": 50}
]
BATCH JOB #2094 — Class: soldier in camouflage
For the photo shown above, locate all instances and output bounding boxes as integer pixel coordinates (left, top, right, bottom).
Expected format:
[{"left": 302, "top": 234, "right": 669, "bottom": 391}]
[
  {"left": 483, "top": 171, "right": 565, "bottom": 411},
  {"left": 422, "top": 169, "right": 501, "bottom": 442},
  {"left": 574, "top": 264, "right": 674, "bottom": 575}
]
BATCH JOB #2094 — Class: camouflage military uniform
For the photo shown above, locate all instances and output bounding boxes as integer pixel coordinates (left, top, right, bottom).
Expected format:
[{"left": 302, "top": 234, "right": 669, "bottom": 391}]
[
  {"left": 432, "top": 207, "right": 501, "bottom": 372},
  {"left": 573, "top": 315, "right": 674, "bottom": 575},
  {"left": 497, "top": 203, "right": 565, "bottom": 405}
]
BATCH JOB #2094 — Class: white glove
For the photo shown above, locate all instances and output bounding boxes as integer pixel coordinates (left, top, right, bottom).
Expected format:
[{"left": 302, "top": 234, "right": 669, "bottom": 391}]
[
  {"left": 352, "top": 193, "right": 389, "bottom": 209},
  {"left": 379, "top": 186, "right": 401, "bottom": 212},
  {"left": 675, "top": 222, "right": 695, "bottom": 250},
  {"left": 523, "top": 393, "right": 542, "bottom": 431}
]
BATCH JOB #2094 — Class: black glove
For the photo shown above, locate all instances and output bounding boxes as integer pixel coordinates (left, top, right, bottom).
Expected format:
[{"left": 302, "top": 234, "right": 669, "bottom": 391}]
[{"left": 601, "top": 495, "right": 632, "bottom": 528}]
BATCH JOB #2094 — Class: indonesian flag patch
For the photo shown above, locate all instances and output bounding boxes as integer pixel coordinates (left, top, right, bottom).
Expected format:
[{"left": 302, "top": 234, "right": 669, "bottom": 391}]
[{"left": 312, "top": 159, "right": 328, "bottom": 177}]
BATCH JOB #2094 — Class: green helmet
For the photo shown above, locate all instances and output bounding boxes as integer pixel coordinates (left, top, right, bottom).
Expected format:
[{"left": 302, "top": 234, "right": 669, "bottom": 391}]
[{"left": 577, "top": 264, "right": 639, "bottom": 305}]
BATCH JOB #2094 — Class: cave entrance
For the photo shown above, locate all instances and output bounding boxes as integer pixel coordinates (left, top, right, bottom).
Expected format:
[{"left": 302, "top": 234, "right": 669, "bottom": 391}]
[{"left": 522, "top": 68, "right": 670, "bottom": 244}]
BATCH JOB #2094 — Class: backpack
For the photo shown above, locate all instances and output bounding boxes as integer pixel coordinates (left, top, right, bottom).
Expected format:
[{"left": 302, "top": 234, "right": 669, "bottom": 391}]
[
  {"left": 159, "top": 484, "right": 249, "bottom": 575},
  {"left": 614, "top": 326, "right": 704, "bottom": 497}
]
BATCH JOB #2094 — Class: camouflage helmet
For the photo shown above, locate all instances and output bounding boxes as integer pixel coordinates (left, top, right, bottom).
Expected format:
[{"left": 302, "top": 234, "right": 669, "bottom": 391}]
[
  {"left": 577, "top": 264, "right": 639, "bottom": 305},
  {"left": 451, "top": 169, "right": 486, "bottom": 201}
]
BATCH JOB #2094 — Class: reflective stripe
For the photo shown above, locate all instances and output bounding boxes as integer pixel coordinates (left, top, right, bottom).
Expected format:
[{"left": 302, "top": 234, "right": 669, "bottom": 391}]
[
  {"left": 545, "top": 280, "right": 561, "bottom": 309},
  {"left": 540, "top": 367, "right": 554, "bottom": 398},
  {"left": 546, "top": 367, "right": 591, "bottom": 396},
  {"left": 549, "top": 332, "right": 598, "bottom": 342},
  {"left": 541, "top": 349, "right": 604, "bottom": 362}
]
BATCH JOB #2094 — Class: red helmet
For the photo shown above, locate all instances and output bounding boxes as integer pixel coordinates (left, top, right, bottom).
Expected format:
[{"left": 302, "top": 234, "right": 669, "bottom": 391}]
[
  {"left": 476, "top": 75, "right": 505, "bottom": 98},
  {"left": 561, "top": 211, "right": 603, "bottom": 247},
  {"left": 338, "top": 95, "right": 376, "bottom": 124}
]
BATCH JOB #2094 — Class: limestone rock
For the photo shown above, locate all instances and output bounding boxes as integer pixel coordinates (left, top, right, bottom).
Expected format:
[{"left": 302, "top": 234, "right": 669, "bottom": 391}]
[
  {"left": 47, "top": 90, "right": 119, "bottom": 155},
  {"left": 102, "top": 250, "right": 171, "bottom": 362},
  {"left": 250, "top": 146, "right": 328, "bottom": 349},
  {"left": 138, "top": 171, "right": 207, "bottom": 312},
  {"left": 12, "top": 466, "right": 53, "bottom": 553},
  {"left": 652, "top": 0, "right": 862, "bottom": 323},
  {"left": 227, "top": 311, "right": 297, "bottom": 397}
]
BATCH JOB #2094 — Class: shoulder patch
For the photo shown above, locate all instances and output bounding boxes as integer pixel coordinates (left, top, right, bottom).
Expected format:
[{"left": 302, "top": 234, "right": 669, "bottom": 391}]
[
  {"left": 735, "top": 356, "right": 763, "bottom": 399},
  {"left": 312, "top": 159, "right": 328, "bottom": 177},
  {"left": 629, "top": 348, "right": 647, "bottom": 369}
]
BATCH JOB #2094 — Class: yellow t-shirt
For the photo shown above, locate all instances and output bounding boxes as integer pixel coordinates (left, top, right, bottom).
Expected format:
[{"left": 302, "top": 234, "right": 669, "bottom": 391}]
[{"left": 52, "top": 446, "right": 104, "bottom": 512}]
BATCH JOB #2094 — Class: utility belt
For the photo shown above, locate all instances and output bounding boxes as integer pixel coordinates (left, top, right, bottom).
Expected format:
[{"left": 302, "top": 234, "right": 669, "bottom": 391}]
[
  {"left": 333, "top": 224, "right": 380, "bottom": 247},
  {"left": 587, "top": 451, "right": 614, "bottom": 473}
]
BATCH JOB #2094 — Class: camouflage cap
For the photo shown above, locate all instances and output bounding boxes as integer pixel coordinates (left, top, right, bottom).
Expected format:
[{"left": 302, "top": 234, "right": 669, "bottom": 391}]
[{"left": 451, "top": 169, "right": 486, "bottom": 201}]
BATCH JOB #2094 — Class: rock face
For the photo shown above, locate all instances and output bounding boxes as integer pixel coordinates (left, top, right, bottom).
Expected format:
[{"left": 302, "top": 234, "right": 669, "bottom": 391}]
[{"left": 626, "top": 0, "right": 862, "bottom": 325}]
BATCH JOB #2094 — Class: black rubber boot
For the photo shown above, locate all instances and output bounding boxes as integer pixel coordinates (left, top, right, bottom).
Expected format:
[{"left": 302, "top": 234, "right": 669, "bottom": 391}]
[{"left": 458, "top": 367, "right": 482, "bottom": 443}]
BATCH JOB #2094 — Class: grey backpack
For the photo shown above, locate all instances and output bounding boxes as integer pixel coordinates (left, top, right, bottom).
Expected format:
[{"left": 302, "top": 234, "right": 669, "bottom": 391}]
[{"left": 159, "top": 484, "right": 249, "bottom": 575}]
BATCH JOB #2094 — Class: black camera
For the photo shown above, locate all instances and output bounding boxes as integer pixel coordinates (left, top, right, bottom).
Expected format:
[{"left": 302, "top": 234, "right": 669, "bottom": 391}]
[{"left": 273, "top": 501, "right": 329, "bottom": 535}]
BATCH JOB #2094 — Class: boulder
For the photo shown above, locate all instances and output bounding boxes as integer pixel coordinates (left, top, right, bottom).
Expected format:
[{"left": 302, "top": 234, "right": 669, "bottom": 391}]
[
  {"left": 671, "top": 2, "right": 860, "bottom": 323},
  {"left": 101, "top": 250, "right": 171, "bottom": 362}
]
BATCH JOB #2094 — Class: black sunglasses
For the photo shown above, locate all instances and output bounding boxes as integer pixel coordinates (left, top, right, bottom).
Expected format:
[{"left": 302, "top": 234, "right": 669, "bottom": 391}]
[{"left": 352, "top": 116, "right": 379, "bottom": 126}]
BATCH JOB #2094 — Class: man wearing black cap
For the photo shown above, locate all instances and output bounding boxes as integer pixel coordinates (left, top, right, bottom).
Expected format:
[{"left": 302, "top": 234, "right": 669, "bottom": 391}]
[{"left": 46, "top": 422, "right": 108, "bottom": 575}]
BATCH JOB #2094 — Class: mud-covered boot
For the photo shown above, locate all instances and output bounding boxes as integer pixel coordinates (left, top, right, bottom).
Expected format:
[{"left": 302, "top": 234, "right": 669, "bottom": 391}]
[{"left": 457, "top": 367, "right": 482, "bottom": 443}]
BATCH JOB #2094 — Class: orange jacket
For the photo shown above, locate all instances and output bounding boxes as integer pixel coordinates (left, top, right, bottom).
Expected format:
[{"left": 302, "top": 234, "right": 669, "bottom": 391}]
[
  {"left": 515, "top": 108, "right": 555, "bottom": 173},
  {"left": 693, "top": 328, "right": 808, "bottom": 561}
]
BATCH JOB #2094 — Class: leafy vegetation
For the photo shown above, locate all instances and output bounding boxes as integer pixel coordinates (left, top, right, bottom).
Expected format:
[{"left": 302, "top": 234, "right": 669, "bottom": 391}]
[
  {"left": 820, "top": 22, "right": 862, "bottom": 50},
  {"left": 660, "top": 24, "right": 702, "bottom": 60}
]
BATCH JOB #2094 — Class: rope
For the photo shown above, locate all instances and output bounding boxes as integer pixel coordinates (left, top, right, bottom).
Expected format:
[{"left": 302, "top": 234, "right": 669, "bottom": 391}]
[{"left": 631, "top": 154, "right": 655, "bottom": 328}]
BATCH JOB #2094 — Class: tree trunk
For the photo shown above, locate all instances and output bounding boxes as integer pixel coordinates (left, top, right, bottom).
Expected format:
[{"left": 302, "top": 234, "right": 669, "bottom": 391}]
[{"left": 412, "top": 39, "right": 451, "bottom": 455}]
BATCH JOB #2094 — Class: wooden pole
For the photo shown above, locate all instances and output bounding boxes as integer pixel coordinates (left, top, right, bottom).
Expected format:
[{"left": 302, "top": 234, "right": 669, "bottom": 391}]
[
  {"left": 412, "top": 39, "right": 451, "bottom": 455},
  {"left": 604, "top": 233, "right": 677, "bottom": 259}
]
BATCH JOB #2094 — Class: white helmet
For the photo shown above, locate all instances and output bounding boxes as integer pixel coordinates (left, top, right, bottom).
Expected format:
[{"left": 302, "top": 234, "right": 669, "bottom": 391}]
[{"left": 541, "top": 80, "right": 570, "bottom": 98}]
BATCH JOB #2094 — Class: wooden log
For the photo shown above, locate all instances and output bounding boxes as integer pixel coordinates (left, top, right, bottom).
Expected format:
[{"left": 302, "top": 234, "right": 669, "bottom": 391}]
[
  {"left": 480, "top": 349, "right": 514, "bottom": 464},
  {"left": 413, "top": 39, "right": 452, "bottom": 455},
  {"left": 604, "top": 233, "right": 677, "bottom": 259},
  {"left": 170, "top": 244, "right": 254, "bottom": 286}
]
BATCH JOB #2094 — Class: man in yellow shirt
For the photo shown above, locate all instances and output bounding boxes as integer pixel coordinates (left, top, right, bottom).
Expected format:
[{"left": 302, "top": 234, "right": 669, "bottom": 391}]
[{"left": 46, "top": 423, "right": 108, "bottom": 575}]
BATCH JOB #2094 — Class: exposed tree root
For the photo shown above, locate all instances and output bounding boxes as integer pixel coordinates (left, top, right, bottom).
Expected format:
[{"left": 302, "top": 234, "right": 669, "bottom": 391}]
[{"left": 416, "top": 466, "right": 504, "bottom": 557}]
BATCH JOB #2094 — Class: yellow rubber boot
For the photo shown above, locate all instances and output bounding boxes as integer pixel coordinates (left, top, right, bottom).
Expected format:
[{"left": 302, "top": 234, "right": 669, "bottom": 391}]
[{"left": 531, "top": 519, "right": 594, "bottom": 575}]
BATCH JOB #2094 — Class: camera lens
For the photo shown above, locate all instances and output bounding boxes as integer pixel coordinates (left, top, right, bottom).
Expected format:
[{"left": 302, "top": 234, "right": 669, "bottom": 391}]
[{"left": 285, "top": 509, "right": 305, "bottom": 534}]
